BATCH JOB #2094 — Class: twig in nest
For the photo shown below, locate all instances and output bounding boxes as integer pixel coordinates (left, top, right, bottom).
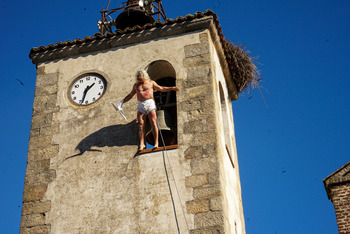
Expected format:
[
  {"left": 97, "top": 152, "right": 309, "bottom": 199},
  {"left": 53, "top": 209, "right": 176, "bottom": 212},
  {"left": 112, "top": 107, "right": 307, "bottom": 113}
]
[{"left": 225, "top": 41, "right": 261, "bottom": 93}]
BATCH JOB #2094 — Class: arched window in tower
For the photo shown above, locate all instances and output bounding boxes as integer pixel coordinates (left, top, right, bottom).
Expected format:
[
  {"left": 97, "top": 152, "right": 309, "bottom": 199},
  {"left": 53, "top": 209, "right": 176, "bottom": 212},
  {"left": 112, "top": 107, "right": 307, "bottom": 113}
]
[{"left": 145, "top": 60, "right": 178, "bottom": 147}]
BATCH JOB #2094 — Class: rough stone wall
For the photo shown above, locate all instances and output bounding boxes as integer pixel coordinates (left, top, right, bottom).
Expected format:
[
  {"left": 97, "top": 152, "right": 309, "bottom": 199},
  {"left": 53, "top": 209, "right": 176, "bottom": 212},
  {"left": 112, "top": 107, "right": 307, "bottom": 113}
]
[
  {"left": 330, "top": 183, "right": 350, "bottom": 233},
  {"left": 20, "top": 70, "right": 59, "bottom": 233},
  {"left": 181, "top": 32, "right": 226, "bottom": 233}
]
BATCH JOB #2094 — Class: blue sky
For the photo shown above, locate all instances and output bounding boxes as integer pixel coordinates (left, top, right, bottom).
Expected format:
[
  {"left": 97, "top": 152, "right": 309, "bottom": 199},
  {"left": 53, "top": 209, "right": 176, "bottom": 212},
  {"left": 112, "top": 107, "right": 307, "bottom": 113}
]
[{"left": 1, "top": 0, "right": 349, "bottom": 233}]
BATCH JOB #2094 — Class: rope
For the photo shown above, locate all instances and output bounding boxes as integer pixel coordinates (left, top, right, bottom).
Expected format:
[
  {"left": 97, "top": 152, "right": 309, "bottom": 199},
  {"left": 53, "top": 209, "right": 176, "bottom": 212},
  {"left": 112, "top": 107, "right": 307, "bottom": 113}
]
[{"left": 156, "top": 119, "right": 190, "bottom": 233}]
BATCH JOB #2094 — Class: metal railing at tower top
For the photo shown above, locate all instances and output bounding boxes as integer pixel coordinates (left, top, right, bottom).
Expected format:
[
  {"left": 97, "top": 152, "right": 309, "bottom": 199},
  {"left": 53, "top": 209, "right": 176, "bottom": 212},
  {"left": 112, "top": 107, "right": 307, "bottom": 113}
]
[{"left": 98, "top": 0, "right": 167, "bottom": 34}]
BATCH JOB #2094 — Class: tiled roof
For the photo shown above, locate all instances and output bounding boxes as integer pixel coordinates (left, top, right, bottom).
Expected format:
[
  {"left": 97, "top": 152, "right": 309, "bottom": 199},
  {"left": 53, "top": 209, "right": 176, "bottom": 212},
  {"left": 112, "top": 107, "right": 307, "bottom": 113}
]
[
  {"left": 30, "top": 10, "right": 224, "bottom": 54},
  {"left": 29, "top": 10, "right": 238, "bottom": 98}
]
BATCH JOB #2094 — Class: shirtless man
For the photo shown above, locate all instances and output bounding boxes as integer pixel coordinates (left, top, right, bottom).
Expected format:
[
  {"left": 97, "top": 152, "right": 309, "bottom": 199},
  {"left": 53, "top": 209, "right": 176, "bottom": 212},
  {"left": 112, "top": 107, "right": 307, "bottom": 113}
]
[{"left": 121, "top": 70, "right": 179, "bottom": 151}]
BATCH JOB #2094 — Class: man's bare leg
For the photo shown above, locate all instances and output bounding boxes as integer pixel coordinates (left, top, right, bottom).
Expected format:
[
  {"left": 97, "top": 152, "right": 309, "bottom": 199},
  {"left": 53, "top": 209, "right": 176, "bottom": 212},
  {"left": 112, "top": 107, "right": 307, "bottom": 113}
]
[
  {"left": 148, "top": 109, "right": 159, "bottom": 149},
  {"left": 137, "top": 111, "right": 146, "bottom": 151}
]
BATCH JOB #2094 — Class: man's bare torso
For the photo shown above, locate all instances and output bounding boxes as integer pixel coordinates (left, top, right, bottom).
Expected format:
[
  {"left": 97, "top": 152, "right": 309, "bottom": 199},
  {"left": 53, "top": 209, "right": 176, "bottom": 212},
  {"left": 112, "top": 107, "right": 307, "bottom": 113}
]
[{"left": 134, "top": 80, "right": 154, "bottom": 101}]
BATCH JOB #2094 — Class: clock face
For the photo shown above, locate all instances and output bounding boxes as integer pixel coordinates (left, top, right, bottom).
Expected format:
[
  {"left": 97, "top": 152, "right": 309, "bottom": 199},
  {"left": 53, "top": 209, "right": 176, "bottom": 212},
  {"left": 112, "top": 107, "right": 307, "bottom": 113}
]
[{"left": 69, "top": 73, "right": 107, "bottom": 106}]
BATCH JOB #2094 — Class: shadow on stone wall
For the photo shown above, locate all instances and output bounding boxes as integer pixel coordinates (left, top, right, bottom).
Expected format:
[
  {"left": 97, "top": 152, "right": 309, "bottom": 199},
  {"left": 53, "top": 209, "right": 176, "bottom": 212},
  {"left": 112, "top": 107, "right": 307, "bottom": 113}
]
[{"left": 67, "top": 120, "right": 138, "bottom": 159}]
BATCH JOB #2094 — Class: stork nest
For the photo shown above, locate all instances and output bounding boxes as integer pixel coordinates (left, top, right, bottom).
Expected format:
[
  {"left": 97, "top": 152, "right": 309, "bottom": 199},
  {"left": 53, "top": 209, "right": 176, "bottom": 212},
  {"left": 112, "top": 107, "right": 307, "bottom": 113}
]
[{"left": 225, "top": 41, "right": 261, "bottom": 93}]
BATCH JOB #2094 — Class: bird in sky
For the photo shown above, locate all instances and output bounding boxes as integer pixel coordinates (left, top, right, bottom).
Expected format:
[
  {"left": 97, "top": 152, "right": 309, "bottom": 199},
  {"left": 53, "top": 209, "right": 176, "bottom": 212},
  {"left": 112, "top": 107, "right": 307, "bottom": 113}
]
[{"left": 16, "top": 79, "right": 24, "bottom": 86}]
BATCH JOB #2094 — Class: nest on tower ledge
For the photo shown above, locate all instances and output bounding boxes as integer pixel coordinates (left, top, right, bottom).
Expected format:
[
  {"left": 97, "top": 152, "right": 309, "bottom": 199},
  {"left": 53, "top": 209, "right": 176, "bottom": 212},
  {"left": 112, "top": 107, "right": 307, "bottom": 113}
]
[{"left": 224, "top": 40, "right": 261, "bottom": 94}]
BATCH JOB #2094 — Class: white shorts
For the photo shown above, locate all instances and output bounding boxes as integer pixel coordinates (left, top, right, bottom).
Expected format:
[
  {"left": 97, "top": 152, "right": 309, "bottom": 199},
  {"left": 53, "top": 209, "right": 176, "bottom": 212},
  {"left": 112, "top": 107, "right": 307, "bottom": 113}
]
[{"left": 137, "top": 99, "right": 156, "bottom": 114}]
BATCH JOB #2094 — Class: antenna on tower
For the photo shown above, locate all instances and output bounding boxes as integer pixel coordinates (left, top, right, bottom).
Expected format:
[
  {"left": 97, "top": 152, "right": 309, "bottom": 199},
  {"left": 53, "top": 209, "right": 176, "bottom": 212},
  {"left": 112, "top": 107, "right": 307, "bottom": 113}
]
[{"left": 98, "top": 0, "right": 167, "bottom": 34}]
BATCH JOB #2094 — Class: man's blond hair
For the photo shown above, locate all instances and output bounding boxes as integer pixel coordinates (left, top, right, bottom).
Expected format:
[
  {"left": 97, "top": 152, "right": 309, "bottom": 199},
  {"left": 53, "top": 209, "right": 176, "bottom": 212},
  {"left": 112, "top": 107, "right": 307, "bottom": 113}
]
[{"left": 136, "top": 69, "right": 150, "bottom": 81}]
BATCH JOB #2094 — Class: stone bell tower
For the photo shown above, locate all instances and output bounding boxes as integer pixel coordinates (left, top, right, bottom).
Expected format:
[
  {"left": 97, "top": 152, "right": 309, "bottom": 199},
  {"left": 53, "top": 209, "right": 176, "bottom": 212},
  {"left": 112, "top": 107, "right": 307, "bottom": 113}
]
[{"left": 21, "top": 2, "right": 245, "bottom": 233}]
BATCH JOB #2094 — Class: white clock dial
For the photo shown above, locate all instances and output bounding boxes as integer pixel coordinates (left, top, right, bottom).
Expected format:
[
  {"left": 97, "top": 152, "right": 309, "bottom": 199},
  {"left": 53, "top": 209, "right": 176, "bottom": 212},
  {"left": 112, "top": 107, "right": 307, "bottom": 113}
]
[{"left": 69, "top": 73, "right": 107, "bottom": 106}]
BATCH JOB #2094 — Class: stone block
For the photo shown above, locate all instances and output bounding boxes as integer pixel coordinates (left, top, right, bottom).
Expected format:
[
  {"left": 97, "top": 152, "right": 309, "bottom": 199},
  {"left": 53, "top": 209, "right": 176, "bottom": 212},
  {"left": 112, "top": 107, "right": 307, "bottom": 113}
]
[
  {"left": 186, "top": 199, "right": 209, "bottom": 214},
  {"left": 184, "top": 43, "right": 210, "bottom": 58},
  {"left": 199, "top": 33, "right": 209, "bottom": 43},
  {"left": 36, "top": 73, "right": 58, "bottom": 87},
  {"left": 22, "top": 184, "right": 48, "bottom": 203},
  {"left": 20, "top": 225, "right": 50, "bottom": 234},
  {"left": 191, "top": 157, "right": 218, "bottom": 175},
  {"left": 31, "top": 114, "right": 53, "bottom": 129},
  {"left": 182, "top": 133, "right": 204, "bottom": 148},
  {"left": 187, "top": 66, "right": 211, "bottom": 79},
  {"left": 30, "top": 129, "right": 41, "bottom": 138},
  {"left": 24, "top": 169, "right": 56, "bottom": 187},
  {"left": 193, "top": 185, "right": 221, "bottom": 200},
  {"left": 185, "top": 174, "right": 208, "bottom": 188},
  {"left": 20, "top": 213, "right": 46, "bottom": 228},
  {"left": 180, "top": 99, "right": 201, "bottom": 112},
  {"left": 187, "top": 109, "right": 206, "bottom": 121},
  {"left": 210, "top": 196, "right": 223, "bottom": 211},
  {"left": 28, "top": 136, "right": 52, "bottom": 151},
  {"left": 36, "top": 170, "right": 56, "bottom": 185},
  {"left": 33, "top": 94, "right": 58, "bottom": 115},
  {"left": 183, "top": 120, "right": 203, "bottom": 134},
  {"left": 200, "top": 97, "right": 215, "bottom": 112},
  {"left": 37, "top": 66, "right": 46, "bottom": 75},
  {"left": 203, "top": 143, "right": 216, "bottom": 157},
  {"left": 208, "top": 172, "right": 221, "bottom": 185},
  {"left": 35, "top": 84, "right": 58, "bottom": 96},
  {"left": 39, "top": 124, "right": 59, "bottom": 137},
  {"left": 184, "top": 146, "right": 203, "bottom": 160},
  {"left": 183, "top": 54, "right": 211, "bottom": 68},
  {"left": 205, "top": 117, "right": 216, "bottom": 131},
  {"left": 194, "top": 211, "right": 224, "bottom": 228},
  {"left": 185, "top": 84, "right": 213, "bottom": 99},
  {"left": 36, "top": 145, "right": 59, "bottom": 160},
  {"left": 27, "top": 159, "right": 50, "bottom": 172},
  {"left": 185, "top": 66, "right": 212, "bottom": 88},
  {"left": 22, "top": 201, "right": 51, "bottom": 215},
  {"left": 200, "top": 131, "right": 218, "bottom": 145},
  {"left": 190, "top": 227, "right": 224, "bottom": 234}
]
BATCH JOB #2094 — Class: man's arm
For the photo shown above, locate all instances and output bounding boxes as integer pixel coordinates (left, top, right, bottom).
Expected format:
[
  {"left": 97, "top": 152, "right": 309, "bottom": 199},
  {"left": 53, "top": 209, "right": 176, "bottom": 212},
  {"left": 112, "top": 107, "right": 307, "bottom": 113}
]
[
  {"left": 123, "top": 85, "right": 137, "bottom": 103},
  {"left": 152, "top": 80, "right": 180, "bottom": 92}
]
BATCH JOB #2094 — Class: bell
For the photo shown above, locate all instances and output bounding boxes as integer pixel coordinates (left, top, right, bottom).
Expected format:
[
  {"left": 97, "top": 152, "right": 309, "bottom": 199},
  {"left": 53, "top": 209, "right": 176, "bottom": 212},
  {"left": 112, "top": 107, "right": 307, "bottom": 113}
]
[
  {"left": 115, "top": 0, "right": 155, "bottom": 30},
  {"left": 145, "top": 110, "right": 176, "bottom": 147}
]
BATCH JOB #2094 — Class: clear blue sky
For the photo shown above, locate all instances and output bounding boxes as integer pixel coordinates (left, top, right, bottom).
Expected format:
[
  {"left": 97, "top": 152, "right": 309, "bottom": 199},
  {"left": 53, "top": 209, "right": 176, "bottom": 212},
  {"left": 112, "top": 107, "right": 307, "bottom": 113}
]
[{"left": 1, "top": 0, "right": 349, "bottom": 233}]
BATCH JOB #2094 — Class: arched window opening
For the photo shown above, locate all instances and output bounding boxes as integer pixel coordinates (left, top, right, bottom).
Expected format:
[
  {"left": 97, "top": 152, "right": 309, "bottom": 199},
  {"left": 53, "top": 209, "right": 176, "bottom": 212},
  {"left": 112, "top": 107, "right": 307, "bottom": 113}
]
[{"left": 144, "top": 60, "right": 177, "bottom": 148}]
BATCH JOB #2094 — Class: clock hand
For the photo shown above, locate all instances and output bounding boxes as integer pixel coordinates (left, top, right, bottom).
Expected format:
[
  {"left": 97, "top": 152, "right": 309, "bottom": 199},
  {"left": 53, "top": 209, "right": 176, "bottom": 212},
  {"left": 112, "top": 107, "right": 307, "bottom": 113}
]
[
  {"left": 86, "top": 83, "right": 95, "bottom": 91},
  {"left": 80, "top": 83, "right": 96, "bottom": 104},
  {"left": 80, "top": 90, "right": 87, "bottom": 104}
]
